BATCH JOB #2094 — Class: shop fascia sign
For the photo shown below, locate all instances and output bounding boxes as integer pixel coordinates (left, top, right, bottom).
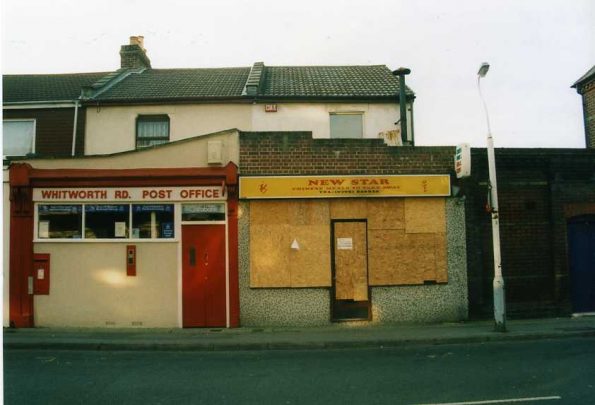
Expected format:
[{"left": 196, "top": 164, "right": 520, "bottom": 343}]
[
  {"left": 33, "top": 186, "right": 226, "bottom": 202},
  {"left": 240, "top": 175, "right": 451, "bottom": 199}
]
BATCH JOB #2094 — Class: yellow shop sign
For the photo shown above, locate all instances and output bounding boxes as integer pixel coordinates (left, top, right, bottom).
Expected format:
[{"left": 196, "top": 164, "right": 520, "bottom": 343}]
[{"left": 240, "top": 175, "right": 451, "bottom": 199}]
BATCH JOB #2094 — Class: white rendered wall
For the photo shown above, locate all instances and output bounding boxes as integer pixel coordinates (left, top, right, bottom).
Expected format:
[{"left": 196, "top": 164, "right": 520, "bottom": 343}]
[
  {"left": 85, "top": 102, "right": 404, "bottom": 155},
  {"left": 85, "top": 104, "right": 251, "bottom": 155},
  {"left": 251, "top": 102, "right": 402, "bottom": 139}
]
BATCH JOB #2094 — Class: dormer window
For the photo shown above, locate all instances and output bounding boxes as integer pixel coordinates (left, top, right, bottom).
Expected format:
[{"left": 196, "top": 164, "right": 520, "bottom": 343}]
[
  {"left": 136, "top": 115, "right": 170, "bottom": 149},
  {"left": 330, "top": 112, "right": 363, "bottom": 139}
]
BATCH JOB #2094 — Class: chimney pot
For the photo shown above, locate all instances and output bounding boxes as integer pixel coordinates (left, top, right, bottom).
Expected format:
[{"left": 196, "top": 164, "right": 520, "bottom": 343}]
[{"left": 129, "top": 36, "right": 145, "bottom": 50}]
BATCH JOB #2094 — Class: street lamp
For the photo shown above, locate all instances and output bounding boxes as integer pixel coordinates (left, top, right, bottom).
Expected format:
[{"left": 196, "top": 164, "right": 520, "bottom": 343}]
[{"left": 477, "top": 62, "right": 506, "bottom": 332}]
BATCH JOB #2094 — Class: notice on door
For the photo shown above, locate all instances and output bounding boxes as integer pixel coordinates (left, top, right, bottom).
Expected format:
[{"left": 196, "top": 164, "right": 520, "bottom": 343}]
[{"left": 337, "top": 238, "right": 353, "bottom": 250}]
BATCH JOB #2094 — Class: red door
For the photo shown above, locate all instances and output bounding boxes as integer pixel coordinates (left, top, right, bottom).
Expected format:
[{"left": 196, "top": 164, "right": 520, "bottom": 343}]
[{"left": 182, "top": 225, "right": 227, "bottom": 327}]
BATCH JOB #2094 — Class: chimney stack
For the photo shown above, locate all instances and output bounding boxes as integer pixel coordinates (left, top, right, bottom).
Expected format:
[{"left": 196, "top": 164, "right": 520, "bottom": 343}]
[{"left": 120, "top": 35, "right": 151, "bottom": 69}]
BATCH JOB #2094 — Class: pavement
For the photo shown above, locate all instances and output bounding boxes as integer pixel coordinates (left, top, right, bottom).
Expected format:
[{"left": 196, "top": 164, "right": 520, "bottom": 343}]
[{"left": 4, "top": 316, "right": 595, "bottom": 352}]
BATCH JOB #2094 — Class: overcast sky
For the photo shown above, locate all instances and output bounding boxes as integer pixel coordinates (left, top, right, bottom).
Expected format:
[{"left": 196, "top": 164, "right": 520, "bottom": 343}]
[{"left": 1, "top": 0, "right": 593, "bottom": 148}]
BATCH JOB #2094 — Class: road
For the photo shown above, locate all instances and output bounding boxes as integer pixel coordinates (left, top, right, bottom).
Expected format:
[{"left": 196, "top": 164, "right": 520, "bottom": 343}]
[{"left": 4, "top": 337, "right": 594, "bottom": 405}]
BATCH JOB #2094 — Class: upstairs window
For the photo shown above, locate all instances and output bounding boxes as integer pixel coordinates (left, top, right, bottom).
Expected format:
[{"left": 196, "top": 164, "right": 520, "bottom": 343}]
[
  {"left": 330, "top": 113, "right": 363, "bottom": 139},
  {"left": 3, "top": 119, "right": 36, "bottom": 157},
  {"left": 136, "top": 115, "right": 170, "bottom": 149}
]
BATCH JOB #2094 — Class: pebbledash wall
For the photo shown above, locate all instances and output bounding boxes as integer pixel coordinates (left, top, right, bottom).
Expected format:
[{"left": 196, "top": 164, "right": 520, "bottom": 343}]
[{"left": 237, "top": 132, "right": 468, "bottom": 326}]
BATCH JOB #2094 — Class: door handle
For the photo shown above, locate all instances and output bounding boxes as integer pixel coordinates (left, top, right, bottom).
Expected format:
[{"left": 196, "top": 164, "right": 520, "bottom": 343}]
[
  {"left": 189, "top": 247, "right": 196, "bottom": 267},
  {"left": 28, "top": 276, "right": 34, "bottom": 295}
]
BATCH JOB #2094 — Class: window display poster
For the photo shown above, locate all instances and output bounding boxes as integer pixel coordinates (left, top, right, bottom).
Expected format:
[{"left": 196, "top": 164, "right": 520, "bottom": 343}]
[
  {"left": 115, "top": 222, "right": 127, "bottom": 237},
  {"left": 39, "top": 221, "right": 50, "bottom": 238},
  {"left": 162, "top": 222, "right": 174, "bottom": 238}
]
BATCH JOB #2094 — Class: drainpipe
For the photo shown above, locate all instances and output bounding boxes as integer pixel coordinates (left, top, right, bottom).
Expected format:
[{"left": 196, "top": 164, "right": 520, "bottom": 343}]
[
  {"left": 393, "top": 67, "right": 411, "bottom": 145},
  {"left": 71, "top": 100, "right": 80, "bottom": 156}
]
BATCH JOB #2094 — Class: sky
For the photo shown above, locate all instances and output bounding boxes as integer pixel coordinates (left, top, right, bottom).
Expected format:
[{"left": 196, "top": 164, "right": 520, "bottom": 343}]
[{"left": 1, "top": 0, "right": 593, "bottom": 148}]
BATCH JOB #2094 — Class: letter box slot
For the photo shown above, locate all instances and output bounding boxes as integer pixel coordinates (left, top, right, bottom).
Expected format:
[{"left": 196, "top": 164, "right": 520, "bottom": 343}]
[{"left": 33, "top": 254, "right": 50, "bottom": 295}]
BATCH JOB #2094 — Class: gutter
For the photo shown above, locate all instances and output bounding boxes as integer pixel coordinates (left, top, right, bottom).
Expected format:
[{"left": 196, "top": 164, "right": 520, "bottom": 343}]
[{"left": 3, "top": 101, "right": 79, "bottom": 109}]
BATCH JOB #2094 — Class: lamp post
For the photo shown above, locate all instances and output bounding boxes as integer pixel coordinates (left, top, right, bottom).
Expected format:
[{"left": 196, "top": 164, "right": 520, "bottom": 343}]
[{"left": 477, "top": 62, "right": 506, "bottom": 332}]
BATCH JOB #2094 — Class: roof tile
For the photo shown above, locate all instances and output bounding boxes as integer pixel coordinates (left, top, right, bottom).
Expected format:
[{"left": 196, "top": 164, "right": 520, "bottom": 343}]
[{"left": 3, "top": 72, "right": 108, "bottom": 102}]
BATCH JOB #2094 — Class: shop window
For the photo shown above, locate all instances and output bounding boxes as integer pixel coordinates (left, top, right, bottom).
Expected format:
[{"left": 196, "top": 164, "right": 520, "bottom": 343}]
[
  {"left": 182, "top": 204, "right": 226, "bottom": 221},
  {"left": 132, "top": 204, "right": 175, "bottom": 239},
  {"left": 3, "top": 119, "right": 36, "bottom": 157},
  {"left": 85, "top": 205, "right": 130, "bottom": 239},
  {"left": 38, "top": 205, "right": 82, "bottom": 239},
  {"left": 330, "top": 113, "right": 363, "bottom": 139},
  {"left": 136, "top": 115, "right": 170, "bottom": 149}
]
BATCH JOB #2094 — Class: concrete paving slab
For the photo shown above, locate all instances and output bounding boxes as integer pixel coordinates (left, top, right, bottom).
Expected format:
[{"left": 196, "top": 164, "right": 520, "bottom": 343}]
[{"left": 4, "top": 317, "right": 595, "bottom": 351}]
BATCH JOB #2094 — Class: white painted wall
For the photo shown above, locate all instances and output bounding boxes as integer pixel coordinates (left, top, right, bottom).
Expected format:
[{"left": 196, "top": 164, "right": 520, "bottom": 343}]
[
  {"left": 85, "top": 102, "right": 405, "bottom": 155},
  {"left": 33, "top": 243, "right": 178, "bottom": 327},
  {"left": 86, "top": 104, "right": 251, "bottom": 155},
  {"left": 251, "top": 102, "right": 402, "bottom": 139}
]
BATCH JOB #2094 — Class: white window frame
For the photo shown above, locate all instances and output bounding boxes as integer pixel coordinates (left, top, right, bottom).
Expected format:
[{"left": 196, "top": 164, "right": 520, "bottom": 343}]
[
  {"left": 2, "top": 119, "right": 36, "bottom": 157},
  {"left": 135, "top": 114, "right": 170, "bottom": 149}
]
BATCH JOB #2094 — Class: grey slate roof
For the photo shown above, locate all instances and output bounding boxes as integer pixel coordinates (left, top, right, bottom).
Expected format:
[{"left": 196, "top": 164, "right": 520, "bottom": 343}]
[
  {"left": 571, "top": 65, "right": 595, "bottom": 88},
  {"left": 94, "top": 68, "right": 251, "bottom": 101},
  {"left": 4, "top": 64, "right": 413, "bottom": 104},
  {"left": 260, "top": 65, "right": 411, "bottom": 98},
  {"left": 3, "top": 72, "right": 108, "bottom": 103}
]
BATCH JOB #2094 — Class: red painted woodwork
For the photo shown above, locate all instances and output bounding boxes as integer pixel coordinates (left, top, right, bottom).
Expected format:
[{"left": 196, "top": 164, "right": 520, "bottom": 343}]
[
  {"left": 9, "top": 164, "right": 35, "bottom": 327},
  {"left": 182, "top": 225, "right": 227, "bottom": 327},
  {"left": 226, "top": 186, "right": 240, "bottom": 327},
  {"left": 8, "top": 162, "right": 239, "bottom": 328}
]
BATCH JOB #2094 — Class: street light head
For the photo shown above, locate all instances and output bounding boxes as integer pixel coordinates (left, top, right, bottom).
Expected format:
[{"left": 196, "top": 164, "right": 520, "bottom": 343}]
[{"left": 478, "top": 62, "right": 490, "bottom": 78}]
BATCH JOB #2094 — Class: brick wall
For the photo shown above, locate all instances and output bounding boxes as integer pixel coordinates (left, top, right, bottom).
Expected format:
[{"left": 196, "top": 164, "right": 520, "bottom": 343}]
[
  {"left": 4, "top": 108, "right": 86, "bottom": 156},
  {"left": 582, "top": 81, "right": 595, "bottom": 148},
  {"left": 240, "top": 132, "right": 455, "bottom": 175},
  {"left": 464, "top": 148, "right": 595, "bottom": 318}
]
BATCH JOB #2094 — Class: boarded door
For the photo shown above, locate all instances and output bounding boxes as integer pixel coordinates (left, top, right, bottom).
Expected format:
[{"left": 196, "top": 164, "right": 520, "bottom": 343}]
[
  {"left": 182, "top": 224, "right": 226, "bottom": 327},
  {"left": 332, "top": 220, "right": 370, "bottom": 320},
  {"left": 568, "top": 216, "right": 595, "bottom": 313}
]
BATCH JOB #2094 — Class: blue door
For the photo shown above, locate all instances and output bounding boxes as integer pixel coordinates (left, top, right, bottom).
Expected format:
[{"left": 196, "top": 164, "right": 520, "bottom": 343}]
[{"left": 567, "top": 216, "right": 595, "bottom": 313}]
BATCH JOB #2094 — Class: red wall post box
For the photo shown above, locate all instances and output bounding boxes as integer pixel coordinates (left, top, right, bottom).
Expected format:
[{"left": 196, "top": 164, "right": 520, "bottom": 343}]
[{"left": 33, "top": 254, "right": 50, "bottom": 295}]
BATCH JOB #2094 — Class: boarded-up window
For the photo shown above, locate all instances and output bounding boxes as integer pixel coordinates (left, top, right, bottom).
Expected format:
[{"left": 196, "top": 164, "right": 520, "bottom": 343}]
[{"left": 330, "top": 113, "right": 363, "bottom": 139}]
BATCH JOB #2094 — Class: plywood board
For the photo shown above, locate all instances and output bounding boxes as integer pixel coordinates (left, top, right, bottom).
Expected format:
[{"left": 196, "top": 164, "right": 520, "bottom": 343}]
[
  {"left": 250, "top": 201, "right": 290, "bottom": 225},
  {"left": 249, "top": 224, "right": 291, "bottom": 287},
  {"left": 330, "top": 199, "right": 368, "bottom": 219},
  {"left": 334, "top": 222, "right": 368, "bottom": 300},
  {"left": 368, "top": 230, "right": 436, "bottom": 285},
  {"left": 367, "top": 198, "right": 405, "bottom": 230},
  {"left": 289, "top": 225, "right": 332, "bottom": 287},
  {"left": 404, "top": 198, "right": 446, "bottom": 234},
  {"left": 288, "top": 200, "right": 330, "bottom": 226},
  {"left": 434, "top": 232, "right": 448, "bottom": 283}
]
